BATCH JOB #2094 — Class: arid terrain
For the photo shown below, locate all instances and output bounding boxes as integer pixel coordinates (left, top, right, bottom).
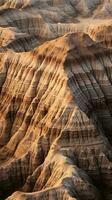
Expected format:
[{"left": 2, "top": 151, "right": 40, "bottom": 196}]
[{"left": 0, "top": 0, "right": 112, "bottom": 200}]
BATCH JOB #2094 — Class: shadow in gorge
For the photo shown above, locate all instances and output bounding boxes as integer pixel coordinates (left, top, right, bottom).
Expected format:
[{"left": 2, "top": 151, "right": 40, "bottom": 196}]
[
  {"left": 90, "top": 175, "right": 109, "bottom": 200},
  {"left": 0, "top": 185, "right": 21, "bottom": 200},
  {"left": 0, "top": 190, "right": 13, "bottom": 200}
]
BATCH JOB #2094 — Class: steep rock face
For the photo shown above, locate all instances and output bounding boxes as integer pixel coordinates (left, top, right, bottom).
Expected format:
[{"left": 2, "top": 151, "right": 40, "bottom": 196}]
[
  {"left": 0, "top": 31, "right": 112, "bottom": 200},
  {"left": 1, "top": 0, "right": 112, "bottom": 18},
  {"left": 0, "top": 0, "right": 112, "bottom": 52},
  {"left": 0, "top": 1, "right": 112, "bottom": 200}
]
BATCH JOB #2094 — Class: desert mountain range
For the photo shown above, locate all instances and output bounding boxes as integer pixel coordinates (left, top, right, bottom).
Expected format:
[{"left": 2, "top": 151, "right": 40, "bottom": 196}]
[{"left": 0, "top": 1, "right": 112, "bottom": 200}]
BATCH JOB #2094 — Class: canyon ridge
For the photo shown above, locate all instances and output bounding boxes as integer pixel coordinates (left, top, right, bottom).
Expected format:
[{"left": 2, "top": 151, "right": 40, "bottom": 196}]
[{"left": 0, "top": 0, "right": 112, "bottom": 200}]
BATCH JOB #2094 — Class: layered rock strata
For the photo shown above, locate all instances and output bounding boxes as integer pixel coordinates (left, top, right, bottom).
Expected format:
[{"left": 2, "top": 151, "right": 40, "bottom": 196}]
[
  {"left": 0, "top": 1, "right": 112, "bottom": 200},
  {"left": 0, "top": 31, "right": 112, "bottom": 200}
]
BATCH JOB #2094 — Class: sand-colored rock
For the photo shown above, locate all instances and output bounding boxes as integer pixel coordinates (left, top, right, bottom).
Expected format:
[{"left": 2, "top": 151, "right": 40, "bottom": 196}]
[
  {"left": 0, "top": 0, "right": 112, "bottom": 52},
  {"left": 0, "top": 1, "right": 112, "bottom": 200}
]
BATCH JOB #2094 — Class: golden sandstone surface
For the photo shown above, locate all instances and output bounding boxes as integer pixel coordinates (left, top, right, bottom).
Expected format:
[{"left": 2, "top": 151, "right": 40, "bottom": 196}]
[{"left": 0, "top": 0, "right": 112, "bottom": 200}]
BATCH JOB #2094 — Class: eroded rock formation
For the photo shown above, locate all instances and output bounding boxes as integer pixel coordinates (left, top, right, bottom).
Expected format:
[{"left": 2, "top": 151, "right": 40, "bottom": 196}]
[{"left": 0, "top": 1, "right": 112, "bottom": 200}]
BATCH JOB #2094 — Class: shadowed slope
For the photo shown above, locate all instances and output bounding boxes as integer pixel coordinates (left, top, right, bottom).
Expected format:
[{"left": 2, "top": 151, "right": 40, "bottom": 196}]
[
  {"left": 1, "top": 0, "right": 112, "bottom": 200},
  {"left": 0, "top": 31, "right": 112, "bottom": 200},
  {"left": 0, "top": 0, "right": 112, "bottom": 52}
]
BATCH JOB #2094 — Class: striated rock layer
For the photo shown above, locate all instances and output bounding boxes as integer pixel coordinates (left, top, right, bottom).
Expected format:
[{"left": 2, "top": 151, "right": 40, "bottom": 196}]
[{"left": 0, "top": 1, "right": 112, "bottom": 200}]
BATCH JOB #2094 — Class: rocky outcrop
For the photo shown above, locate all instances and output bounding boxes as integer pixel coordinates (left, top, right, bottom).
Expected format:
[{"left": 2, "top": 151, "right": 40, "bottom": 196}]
[
  {"left": 1, "top": 0, "right": 112, "bottom": 18},
  {"left": 0, "top": 31, "right": 112, "bottom": 200},
  {"left": 0, "top": 0, "right": 112, "bottom": 52},
  {"left": 0, "top": 1, "right": 112, "bottom": 200}
]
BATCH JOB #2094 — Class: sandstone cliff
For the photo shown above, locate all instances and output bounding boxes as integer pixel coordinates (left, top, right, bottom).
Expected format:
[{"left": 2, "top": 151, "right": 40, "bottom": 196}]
[{"left": 0, "top": 1, "right": 112, "bottom": 200}]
